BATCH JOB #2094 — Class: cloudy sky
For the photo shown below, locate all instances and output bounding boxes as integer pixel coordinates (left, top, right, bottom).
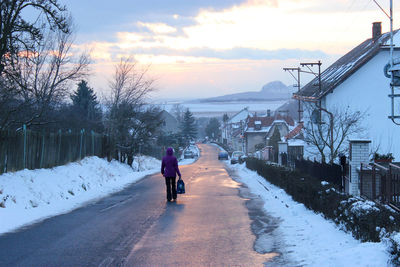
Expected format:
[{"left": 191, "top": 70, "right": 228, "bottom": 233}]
[{"left": 61, "top": 0, "right": 400, "bottom": 99}]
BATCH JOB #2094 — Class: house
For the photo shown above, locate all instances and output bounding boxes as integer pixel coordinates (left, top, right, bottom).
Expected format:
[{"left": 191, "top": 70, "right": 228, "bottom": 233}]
[
  {"left": 244, "top": 114, "right": 294, "bottom": 154},
  {"left": 278, "top": 123, "right": 305, "bottom": 166},
  {"left": 221, "top": 107, "right": 252, "bottom": 150},
  {"left": 159, "top": 110, "right": 179, "bottom": 135},
  {"left": 230, "top": 127, "right": 244, "bottom": 152},
  {"left": 294, "top": 22, "right": 400, "bottom": 162}
]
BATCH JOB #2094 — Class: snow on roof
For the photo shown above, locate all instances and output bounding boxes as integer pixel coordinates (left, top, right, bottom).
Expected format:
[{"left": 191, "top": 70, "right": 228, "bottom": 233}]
[
  {"left": 349, "top": 139, "right": 372, "bottom": 143},
  {"left": 288, "top": 139, "right": 305, "bottom": 146},
  {"left": 247, "top": 114, "right": 295, "bottom": 128},
  {"left": 384, "top": 31, "right": 400, "bottom": 46},
  {"left": 246, "top": 126, "right": 271, "bottom": 133},
  {"left": 295, "top": 29, "right": 400, "bottom": 99},
  {"left": 255, "top": 121, "right": 262, "bottom": 125},
  {"left": 229, "top": 107, "right": 251, "bottom": 123}
]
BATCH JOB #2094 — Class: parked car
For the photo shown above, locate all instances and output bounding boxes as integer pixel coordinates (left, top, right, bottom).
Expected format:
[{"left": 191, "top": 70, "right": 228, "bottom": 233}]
[
  {"left": 239, "top": 155, "right": 247, "bottom": 164},
  {"left": 184, "top": 150, "right": 195, "bottom": 159},
  {"left": 231, "top": 151, "right": 245, "bottom": 164},
  {"left": 218, "top": 151, "right": 229, "bottom": 160}
]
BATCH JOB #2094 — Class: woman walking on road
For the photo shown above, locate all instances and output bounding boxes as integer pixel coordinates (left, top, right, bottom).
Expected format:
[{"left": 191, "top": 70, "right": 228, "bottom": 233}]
[{"left": 161, "top": 147, "right": 181, "bottom": 202}]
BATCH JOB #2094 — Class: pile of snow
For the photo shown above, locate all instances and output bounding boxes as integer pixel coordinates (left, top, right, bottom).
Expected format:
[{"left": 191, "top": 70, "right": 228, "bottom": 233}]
[
  {"left": 347, "top": 198, "right": 380, "bottom": 215},
  {"left": 229, "top": 163, "right": 390, "bottom": 266},
  {"left": 131, "top": 155, "right": 161, "bottom": 171},
  {"left": 0, "top": 156, "right": 160, "bottom": 235}
]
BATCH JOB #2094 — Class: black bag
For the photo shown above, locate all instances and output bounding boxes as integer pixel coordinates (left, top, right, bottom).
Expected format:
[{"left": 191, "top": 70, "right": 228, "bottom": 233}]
[{"left": 177, "top": 178, "right": 185, "bottom": 194}]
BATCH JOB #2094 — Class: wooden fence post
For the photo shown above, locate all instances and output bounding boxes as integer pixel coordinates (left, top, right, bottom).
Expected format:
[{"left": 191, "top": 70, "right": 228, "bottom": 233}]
[
  {"left": 388, "top": 165, "right": 393, "bottom": 203},
  {"left": 91, "top": 130, "right": 95, "bottom": 156},
  {"left": 79, "top": 129, "right": 85, "bottom": 159},
  {"left": 3, "top": 131, "right": 8, "bottom": 173},
  {"left": 23, "top": 124, "right": 27, "bottom": 169},
  {"left": 360, "top": 163, "right": 363, "bottom": 196},
  {"left": 58, "top": 129, "right": 61, "bottom": 165},
  {"left": 372, "top": 165, "right": 376, "bottom": 200},
  {"left": 40, "top": 132, "right": 45, "bottom": 169}
]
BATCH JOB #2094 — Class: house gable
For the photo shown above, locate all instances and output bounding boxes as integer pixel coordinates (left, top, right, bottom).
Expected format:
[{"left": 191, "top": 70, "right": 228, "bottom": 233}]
[
  {"left": 160, "top": 110, "right": 179, "bottom": 134},
  {"left": 295, "top": 29, "right": 400, "bottom": 100},
  {"left": 228, "top": 107, "right": 252, "bottom": 124}
]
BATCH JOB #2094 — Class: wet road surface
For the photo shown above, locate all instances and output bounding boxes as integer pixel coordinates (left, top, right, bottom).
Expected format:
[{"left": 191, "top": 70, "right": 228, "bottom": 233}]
[{"left": 0, "top": 144, "right": 282, "bottom": 266}]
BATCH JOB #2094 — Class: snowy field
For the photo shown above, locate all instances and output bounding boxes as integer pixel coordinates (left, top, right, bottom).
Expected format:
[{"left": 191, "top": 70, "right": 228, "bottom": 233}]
[
  {"left": 154, "top": 100, "right": 286, "bottom": 117},
  {"left": 228, "top": 163, "right": 390, "bottom": 267},
  {"left": 0, "top": 153, "right": 197, "bottom": 235}
]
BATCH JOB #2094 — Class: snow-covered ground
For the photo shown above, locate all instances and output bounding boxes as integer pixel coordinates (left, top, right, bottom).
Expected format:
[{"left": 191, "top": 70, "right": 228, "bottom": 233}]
[
  {"left": 0, "top": 152, "right": 197, "bottom": 236},
  {"left": 0, "top": 156, "right": 160, "bottom": 235},
  {"left": 228, "top": 163, "right": 390, "bottom": 267}
]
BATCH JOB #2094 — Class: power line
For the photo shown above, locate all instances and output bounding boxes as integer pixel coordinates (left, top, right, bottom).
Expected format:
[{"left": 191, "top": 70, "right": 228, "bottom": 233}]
[{"left": 372, "top": 0, "right": 390, "bottom": 18}]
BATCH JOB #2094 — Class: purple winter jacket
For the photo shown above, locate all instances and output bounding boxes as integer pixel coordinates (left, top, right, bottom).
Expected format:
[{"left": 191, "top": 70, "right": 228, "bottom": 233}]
[{"left": 161, "top": 147, "right": 181, "bottom": 178}]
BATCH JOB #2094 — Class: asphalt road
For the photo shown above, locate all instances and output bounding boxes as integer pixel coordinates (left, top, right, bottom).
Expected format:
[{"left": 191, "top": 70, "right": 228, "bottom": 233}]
[{"left": 0, "top": 144, "right": 281, "bottom": 267}]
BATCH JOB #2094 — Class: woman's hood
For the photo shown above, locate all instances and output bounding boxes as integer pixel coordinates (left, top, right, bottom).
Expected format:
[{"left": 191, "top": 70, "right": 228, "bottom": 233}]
[{"left": 166, "top": 147, "right": 174, "bottom": 156}]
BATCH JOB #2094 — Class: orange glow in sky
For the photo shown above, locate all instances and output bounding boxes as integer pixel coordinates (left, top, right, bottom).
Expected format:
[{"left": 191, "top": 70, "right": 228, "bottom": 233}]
[{"left": 68, "top": 0, "right": 400, "bottom": 99}]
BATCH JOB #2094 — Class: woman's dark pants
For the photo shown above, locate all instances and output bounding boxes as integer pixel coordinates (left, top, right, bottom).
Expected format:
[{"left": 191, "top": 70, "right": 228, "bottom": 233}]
[{"left": 165, "top": 177, "right": 177, "bottom": 201}]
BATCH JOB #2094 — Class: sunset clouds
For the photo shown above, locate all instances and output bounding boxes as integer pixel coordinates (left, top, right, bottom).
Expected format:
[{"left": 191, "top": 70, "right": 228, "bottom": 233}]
[{"left": 64, "top": 0, "right": 400, "bottom": 98}]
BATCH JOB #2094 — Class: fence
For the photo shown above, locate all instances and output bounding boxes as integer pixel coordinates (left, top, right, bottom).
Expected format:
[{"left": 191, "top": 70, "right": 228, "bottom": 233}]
[
  {"left": 360, "top": 162, "right": 400, "bottom": 207},
  {"left": 0, "top": 126, "right": 111, "bottom": 174},
  {"left": 294, "top": 159, "right": 343, "bottom": 187}
]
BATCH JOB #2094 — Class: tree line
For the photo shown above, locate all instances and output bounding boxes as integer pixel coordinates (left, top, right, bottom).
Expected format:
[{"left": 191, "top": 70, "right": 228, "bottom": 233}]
[{"left": 0, "top": 0, "right": 200, "bottom": 163}]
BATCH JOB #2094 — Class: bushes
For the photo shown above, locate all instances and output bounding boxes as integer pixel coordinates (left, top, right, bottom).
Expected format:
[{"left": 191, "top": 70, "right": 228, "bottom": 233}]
[
  {"left": 245, "top": 157, "right": 400, "bottom": 263},
  {"left": 246, "top": 157, "right": 347, "bottom": 216}
]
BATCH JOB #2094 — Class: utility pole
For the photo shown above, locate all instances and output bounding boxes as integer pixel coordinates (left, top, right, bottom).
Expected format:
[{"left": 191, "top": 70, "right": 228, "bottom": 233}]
[
  {"left": 283, "top": 67, "right": 302, "bottom": 123},
  {"left": 300, "top": 61, "right": 322, "bottom": 121},
  {"left": 293, "top": 60, "right": 334, "bottom": 163},
  {"left": 374, "top": 0, "right": 400, "bottom": 125},
  {"left": 300, "top": 61, "right": 322, "bottom": 93}
]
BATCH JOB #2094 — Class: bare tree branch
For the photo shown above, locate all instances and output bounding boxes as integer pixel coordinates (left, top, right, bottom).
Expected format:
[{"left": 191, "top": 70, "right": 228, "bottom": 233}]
[
  {"left": 0, "top": 24, "right": 90, "bottom": 129},
  {"left": 303, "top": 104, "right": 365, "bottom": 163},
  {"left": 104, "top": 58, "right": 158, "bottom": 161}
]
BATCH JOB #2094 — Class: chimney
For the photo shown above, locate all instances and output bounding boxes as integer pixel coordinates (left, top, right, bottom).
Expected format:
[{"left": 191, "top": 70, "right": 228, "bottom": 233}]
[
  {"left": 372, "top": 22, "right": 382, "bottom": 42},
  {"left": 267, "top": 109, "right": 271, "bottom": 117}
]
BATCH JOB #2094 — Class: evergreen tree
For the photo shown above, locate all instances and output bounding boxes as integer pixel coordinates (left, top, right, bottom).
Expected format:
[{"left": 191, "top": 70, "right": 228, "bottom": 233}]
[
  {"left": 180, "top": 108, "right": 197, "bottom": 143},
  {"left": 222, "top": 113, "right": 229, "bottom": 124},
  {"left": 70, "top": 80, "right": 103, "bottom": 131},
  {"left": 205, "top": 117, "right": 221, "bottom": 140},
  {"left": 268, "top": 127, "right": 281, "bottom": 162}
]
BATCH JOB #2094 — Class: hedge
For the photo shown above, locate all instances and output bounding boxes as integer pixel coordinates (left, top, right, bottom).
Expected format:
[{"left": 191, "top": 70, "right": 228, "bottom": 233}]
[{"left": 245, "top": 157, "right": 400, "bottom": 264}]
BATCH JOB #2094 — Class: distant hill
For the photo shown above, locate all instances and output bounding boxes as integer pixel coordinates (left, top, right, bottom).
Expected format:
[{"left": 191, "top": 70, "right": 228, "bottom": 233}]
[{"left": 196, "top": 81, "right": 295, "bottom": 102}]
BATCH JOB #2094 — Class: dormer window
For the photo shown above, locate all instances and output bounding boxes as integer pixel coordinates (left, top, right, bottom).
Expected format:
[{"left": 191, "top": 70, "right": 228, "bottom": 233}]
[{"left": 255, "top": 121, "right": 261, "bottom": 130}]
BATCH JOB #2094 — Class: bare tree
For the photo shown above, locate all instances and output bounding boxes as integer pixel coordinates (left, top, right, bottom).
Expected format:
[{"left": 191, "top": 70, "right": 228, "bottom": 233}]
[
  {"left": 170, "top": 103, "right": 185, "bottom": 122},
  {"left": 105, "top": 58, "right": 156, "bottom": 162},
  {"left": 0, "top": 0, "right": 69, "bottom": 75},
  {"left": 303, "top": 104, "right": 365, "bottom": 164},
  {"left": 0, "top": 27, "right": 90, "bottom": 129}
]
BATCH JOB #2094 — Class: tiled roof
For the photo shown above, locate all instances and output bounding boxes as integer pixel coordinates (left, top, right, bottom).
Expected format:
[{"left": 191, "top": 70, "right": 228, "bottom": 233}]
[
  {"left": 231, "top": 128, "right": 242, "bottom": 137},
  {"left": 285, "top": 123, "right": 303, "bottom": 140},
  {"left": 295, "top": 30, "right": 399, "bottom": 99},
  {"left": 247, "top": 114, "right": 294, "bottom": 128}
]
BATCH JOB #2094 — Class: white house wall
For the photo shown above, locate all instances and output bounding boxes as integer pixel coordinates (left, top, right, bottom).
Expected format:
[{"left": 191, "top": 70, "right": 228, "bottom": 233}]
[{"left": 324, "top": 50, "right": 400, "bottom": 160}]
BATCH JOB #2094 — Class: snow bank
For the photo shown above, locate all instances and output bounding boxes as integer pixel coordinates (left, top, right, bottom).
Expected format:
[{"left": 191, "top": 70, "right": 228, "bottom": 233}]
[
  {"left": 229, "top": 163, "right": 390, "bottom": 267},
  {"left": 179, "top": 145, "right": 200, "bottom": 165},
  {"left": 0, "top": 156, "right": 160, "bottom": 235}
]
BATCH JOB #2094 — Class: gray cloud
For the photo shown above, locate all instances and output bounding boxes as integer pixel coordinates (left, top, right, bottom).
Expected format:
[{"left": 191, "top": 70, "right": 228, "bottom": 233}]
[
  {"left": 110, "top": 46, "right": 327, "bottom": 61},
  {"left": 63, "top": 0, "right": 247, "bottom": 35}
]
